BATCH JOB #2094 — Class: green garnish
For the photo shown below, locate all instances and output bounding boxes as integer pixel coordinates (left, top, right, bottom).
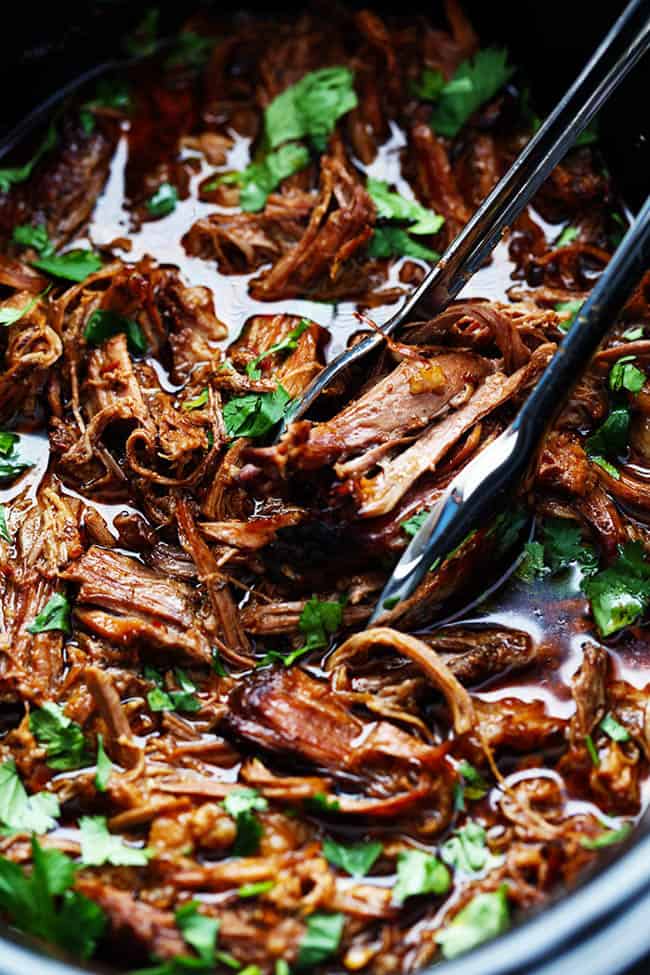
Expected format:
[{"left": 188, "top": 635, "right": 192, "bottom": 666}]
[
  {"left": 237, "top": 880, "right": 275, "bottom": 898},
  {"left": 305, "top": 792, "right": 341, "bottom": 813},
  {"left": 555, "top": 225, "right": 579, "bottom": 248},
  {"left": 542, "top": 517, "right": 598, "bottom": 576},
  {"left": 30, "top": 703, "right": 91, "bottom": 771},
  {"left": 124, "top": 8, "right": 159, "bottom": 58},
  {"left": 0, "top": 505, "right": 10, "bottom": 543},
  {"left": 80, "top": 78, "right": 131, "bottom": 133},
  {"left": 33, "top": 249, "right": 103, "bottom": 282},
  {"left": 26, "top": 593, "right": 71, "bottom": 634},
  {"left": 582, "top": 541, "right": 650, "bottom": 636},
  {"left": 622, "top": 326, "right": 644, "bottom": 341},
  {"left": 215, "top": 144, "right": 310, "bottom": 213},
  {"left": 176, "top": 901, "right": 220, "bottom": 964},
  {"left": 265, "top": 67, "right": 357, "bottom": 151},
  {"left": 609, "top": 355, "right": 646, "bottom": 394},
  {"left": 145, "top": 666, "right": 201, "bottom": 713},
  {"left": 94, "top": 733, "right": 112, "bottom": 792},
  {"left": 586, "top": 406, "right": 630, "bottom": 466},
  {"left": 436, "top": 885, "right": 509, "bottom": 959},
  {"left": 212, "top": 648, "right": 229, "bottom": 677},
  {"left": 12, "top": 223, "right": 54, "bottom": 255},
  {"left": 79, "top": 815, "right": 151, "bottom": 866},
  {"left": 392, "top": 849, "right": 451, "bottom": 906},
  {"left": 367, "top": 179, "right": 445, "bottom": 235},
  {"left": 585, "top": 734, "right": 600, "bottom": 766},
  {"left": 0, "top": 122, "right": 57, "bottom": 193},
  {"left": 0, "top": 293, "right": 41, "bottom": 328},
  {"left": 429, "top": 49, "right": 514, "bottom": 138},
  {"left": 296, "top": 912, "right": 345, "bottom": 969},
  {"left": 84, "top": 309, "right": 147, "bottom": 355},
  {"left": 223, "top": 385, "right": 291, "bottom": 439},
  {"left": 0, "top": 760, "right": 59, "bottom": 834},
  {"left": 367, "top": 227, "right": 440, "bottom": 261},
  {"left": 600, "top": 713, "right": 630, "bottom": 742},
  {"left": 323, "top": 837, "right": 383, "bottom": 877},
  {"left": 0, "top": 432, "right": 33, "bottom": 482},
  {"left": 554, "top": 299, "right": 584, "bottom": 333},
  {"left": 410, "top": 68, "right": 446, "bottom": 101},
  {"left": 441, "top": 821, "right": 499, "bottom": 875},
  {"left": 575, "top": 120, "right": 599, "bottom": 146},
  {"left": 455, "top": 761, "right": 490, "bottom": 812},
  {"left": 222, "top": 788, "right": 268, "bottom": 856},
  {"left": 516, "top": 541, "right": 546, "bottom": 582},
  {"left": 401, "top": 509, "right": 430, "bottom": 538},
  {"left": 0, "top": 837, "right": 106, "bottom": 958},
  {"left": 260, "top": 595, "right": 343, "bottom": 667},
  {"left": 580, "top": 823, "right": 632, "bottom": 850},
  {"left": 246, "top": 319, "right": 310, "bottom": 378},
  {"left": 146, "top": 182, "right": 178, "bottom": 218},
  {"left": 183, "top": 388, "right": 209, "bottom": 411},
  {"left": 165, "top": 32, "right": 214, "bottom": 70}
]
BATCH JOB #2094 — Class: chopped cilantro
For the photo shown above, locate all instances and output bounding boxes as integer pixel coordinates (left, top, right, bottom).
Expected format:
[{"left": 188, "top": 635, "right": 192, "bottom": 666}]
[
  {"left": 79, "top": 815, "right": 151, "bottom": 866},
  {"left": 0, "top": 431, "right": 32, "bottom": 482},
  {"left": 555, "top": 225, "right": 579, "bottom": 248},
  {"left": 238, "top": 880, "right": 275, "bottom": 898},
  {"left": 323, "top": 837, "right": 383, "bottom": 877},
  {"left": 80, "top": 78, "right": 131, "bottom": 133},
  {"left": 0, "top": 760, "right": 59, "bottom": 834},
  {"left": 146, "top": 182, "right": 178, "bottom": 218},
  {"left": 30, "top": 702, "right": 91, "bottom": 771},
  {"left": 265, "top": 67, "right": 357, "bottom": 151},
  {"left": 542, "top": 517, "right": 598, "bottom": 575},
  {"left": 367, "top": 179, "right": 444, "bottom": 235},
  {"left": 609, "top": 355, "right": 646, "bottom": 394},
  {"left": 124, "top": 8, "right": 159, "bottom": 58},
  {"left": 145, "top": 666, "right": 201, "bottom": 713},
  {"left": 555, "top": 298, "right": 584, "bottom": 333},
  {"left": 165, "top": 32, "right": 214, "bottom": 70},
  {"left": 580, "top": 823, "right": 632, "bottom": 850},
  {"left": 600, "top": 712, "right": 630, "bottom": 742},
  {"left": 582, "top": 541, "right": 650, "bottom": 636},
  {"left": 586, "top": 406, "right": 630, "bottom": 464},
  {"left": 516, "top": 541, "right": 546, "bottom": 582},
  {"left": 430, "top": 49, "right": 514, "bottom": 138},
  {"left": 246, "top": 319, "right": 311, "bottom": 378},
  {"left": 26, "top": 593, "right": 71, "bottom": 634},
  {"left": 223, "top": 385, "right": 291, "bottom": 439},
  {"left": 585, "top": 734, "right": 600, "bottom": 766},
  {"left": 392, "top": 849, "right": 451, "bottom": 905},
  {"left": 592, "top": 456, "right": 620, "bottom": 479},
  {"left": 0, "top": 505, "right": 9, "bottom": 543},
  {"left": 368, "top": 226, "right": 440, "bottom": 261},
  {"left": 409, "top": 68, "right": 446, "bottom": 101},
  {"left": 33, "top": 249, "right": 103, "bottom": 282},
  {"left": 622, "top": 326, "right": 644, "bottom": 341},
  {"left": 441, "top": 821, "right": 499, "bottom": 875},
  {"left": 216, "top": 144, "right": 310, "bottom": 212},
  {"left": 261, "top": 595, "right": 343, "bottom": 667},
  {"left": 223, "top": 788, "right": 268, "bottom": 856},
  {"left": 306, "top": 792, "right": 341, "bottom": 813},
  {"left": 176, "top": 901, "right": 220, "bottom": 964},
  {"left": 296, "top": 912, "right": 345, "bottom": 969},
  {"left": 183, "top": 388, "right": 209, "bottom": 411},
  {"left": 454, "top": 760, "right": 489, "bottom": 811},
  {"left": 401, "top": 509, "right": 430, "bottom": 538},
  {"left": 436, "top": 885, "right": 509, "bottom": 959},
  {"left": 0, "top": 293, "right": 41, "bottom": 328},
  {"left": 84, "top": 308, "right": 147, "bottom": 354},
  {"left": 12, "top": 223, "right": 54, "bottom": 255},
  {"left": 94, "top": 733, "right": 111, "bottom": 792},
  {"left": 0, "top": 122, "right": 57, "bottom": 193},
  {"left": 212, "top": 648, "right": 229, "bottom": 677},
  {"left": 0, "top": 838, "right": 106, "bottom": 958}
]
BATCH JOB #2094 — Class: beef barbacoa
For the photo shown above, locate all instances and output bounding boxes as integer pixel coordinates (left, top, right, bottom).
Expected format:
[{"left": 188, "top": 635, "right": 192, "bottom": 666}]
[{"left": 0, "top": 3, "right": 646, "bottom": 972}]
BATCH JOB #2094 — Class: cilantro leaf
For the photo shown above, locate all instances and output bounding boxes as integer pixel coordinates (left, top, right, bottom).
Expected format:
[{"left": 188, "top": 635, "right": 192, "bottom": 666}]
[
  {"left": 84, "top": 309, "right": 147, "bottom": 355},
  {"left": 622, "top": 326, "right": 644, "bottom": 341},
  {"left": 176, "top": 901, "right": 219, "bottom": 963},
  {"left": 80, "top": 78, "right": 131, "bottom": 132},
  {"left": 0, "top": 122, "right": 57, "bottom": 193},
  {"left": 223, "top": 385, "right": 291, "bottom": 439},
  {"left": 246, "top": 319, "right": 310, "bottom": 378},
  {"left": 30, "top": 702, "right": 91, "bottom": 771},
  {"left": 542, "top": 517, "right": 597, "bottom": 575},
  {"left": 436, "top": 885, "right": 509, "bottom": 959},
  {"left": 165, "top": 32, "right": 214, "bottom": 70},
  {"left": 146, "top": 183, "right": 178, "bottom": 218},
  {"left": 216, "top": 143, "right": 310, "bottom": 213},
  {"left": 262, "top": 595, "right": 344, "bottom": 667},
  {"left": 392, "top": 849, "right": 451, "bottom": 905},
  {"left": 124, "top": 8, "right": 159, "bottom": 58},
  {"left": 265, "top": 67, "right": 357, "bottom": 150},
  {"left": 586, "top": 406, "right": 630, "bottom": 463},
  {"left": 0, "top": 837, "right": 106, "bottom": 959},
  {"left": 238, "top": 880, "right": 275, "bottom": 897},
  {"left": 223, "top": 788, "right": 268, "bottom": 856},
  {"left": 26, "top": 593, "right": 71, "bottom": 634},
  {"left": 296, "top": 912, "right": 345, "bottom": 969},
  {"left": 515, "top": 541, "right": 546, "bottom": 582},
  {"left": 368, "top": 226, "right": 440, "bottom": 261},
  {"left": 0, "top": 293, "right": 40, "bottom": 328},
  {"left": 0, "top": 505, "right": 10, "bottom": 543},
  {"left": 430, "top": 49, "right": 514, "bottom": 138},
  {"left": 401, "top": 509, "right": 430, "bottom": 538},
  {"left": 79, "top": 815, "right": 151, "bottom": 866},
  {"left": 145, "top": 667, "right": 201, "bottom": 713},
  {"left": 582, "top": 541, "right": 650, "bottom": 636},
  {"left": 585, "top": 733, "right": 600, "bottom": 766},
  {"left": 580, "top": 823, "right": 632, "bottom": 850},
  {"left": 0, "top": 431, "right": 34, "bottom": 482},
  {"left": 0, "top": 761, "right": 59, "bottom": 834},
  {"left": 305, "top": 792, "right": 340, "bottom": 813},
  {"left": 95, "top": 733, "right": 112, "bottom": 791},
  {"left": 441, "top": 821, "right": 500, "bottom": 875},
  {"left": 409, "top": 68, "right": 446, "bottom": 101},
  {"left": 367, "top": 179, "right": 444, "bottom": 235},
  {"left": 555, "top": 299, "right": 584, "bottom": 333},
  {"left": 183, "top": 388, "right": 209, "bottom": 411},
  {"left": 609, "top": 355, "right": 646, "bottom": 394},
  {"left": 33, "top": 249, "right": 103, "bottom": 282},
  {"left": 600, "top": 712, "right": 630, "bottom": 742},
  {"left": 323, "top": 837, "right": 383, "bottom": 877},
  {"left": 12, "top": 223, "right": 54, "bottom": 256},
  {"left": 555, "top": 225, "right": 579, "bottom": 248}
]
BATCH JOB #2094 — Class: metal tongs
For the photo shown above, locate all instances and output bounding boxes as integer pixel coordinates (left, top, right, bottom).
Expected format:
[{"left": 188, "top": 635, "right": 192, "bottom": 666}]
[{"left": 279, "top": 0, "right": 650, "bottom": 622}]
